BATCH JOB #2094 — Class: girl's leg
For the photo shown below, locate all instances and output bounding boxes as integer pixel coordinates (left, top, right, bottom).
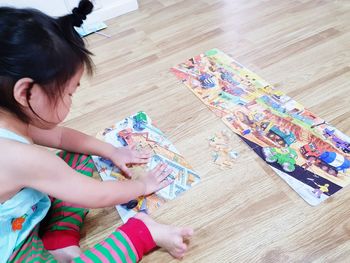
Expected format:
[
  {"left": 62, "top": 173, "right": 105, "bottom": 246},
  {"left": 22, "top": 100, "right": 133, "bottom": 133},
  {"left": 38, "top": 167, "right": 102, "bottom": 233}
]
[
  {"left": 7, "top": 215, "right": 186, "bottom": 263},
  {"left": 72, "top": 217, "right": 155, "bottom": 262},
  {"left": 72, "top": 213, "right": 193, "bottom": 262},
  {"left": 132, "top": 213, "right": 194, "bottom": 259},
  {"left": 8, "top": 226, "right": 57, "bottom": 263},
  {"left": 39, "top": 152, "right": 193, "bottom": 262},
  {"left": 8, "top": 152, "right": 94, "bottom": 263},
  {"left": 40, "top": 152, "right": 94, "bottom": 251}
]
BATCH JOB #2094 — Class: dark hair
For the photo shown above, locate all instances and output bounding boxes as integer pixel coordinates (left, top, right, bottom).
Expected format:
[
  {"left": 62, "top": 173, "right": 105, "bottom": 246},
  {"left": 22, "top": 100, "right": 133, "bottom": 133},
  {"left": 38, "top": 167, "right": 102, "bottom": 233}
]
[{"left": 0, "top": 0, "right": 94, "bottom": 123}]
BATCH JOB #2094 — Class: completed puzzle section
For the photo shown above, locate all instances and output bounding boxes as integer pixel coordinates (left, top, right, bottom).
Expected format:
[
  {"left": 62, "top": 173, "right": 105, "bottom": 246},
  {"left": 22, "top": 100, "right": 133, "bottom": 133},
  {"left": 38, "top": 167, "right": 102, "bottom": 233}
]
[
  {"left": 92, "top": 112, "right": 200, "bottom": 222},
  {"left": 172, "top": 48, "right": 350, "bottom": 206}
]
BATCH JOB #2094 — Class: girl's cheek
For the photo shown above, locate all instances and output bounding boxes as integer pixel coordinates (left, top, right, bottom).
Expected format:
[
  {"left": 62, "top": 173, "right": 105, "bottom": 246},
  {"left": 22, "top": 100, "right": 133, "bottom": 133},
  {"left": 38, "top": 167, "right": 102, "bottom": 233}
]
[{"left": 60, "top": 99, "right": 72, "bottom": 120}]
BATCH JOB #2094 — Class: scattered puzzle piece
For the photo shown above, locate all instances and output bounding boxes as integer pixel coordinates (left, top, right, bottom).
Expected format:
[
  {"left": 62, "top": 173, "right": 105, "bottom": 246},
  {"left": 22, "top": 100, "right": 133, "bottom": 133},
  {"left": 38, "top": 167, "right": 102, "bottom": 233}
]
[{"left": 208, "top": 130, "right": 239, "bottom": 169}]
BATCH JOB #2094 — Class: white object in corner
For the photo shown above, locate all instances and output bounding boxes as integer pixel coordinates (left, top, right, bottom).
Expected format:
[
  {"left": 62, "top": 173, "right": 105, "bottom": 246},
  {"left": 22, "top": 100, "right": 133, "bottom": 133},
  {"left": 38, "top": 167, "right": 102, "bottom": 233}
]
[
  {"left": 0, "top": 0, "right": 139, "bottom": 24},
  {"left": 64, "top": 0, "right": 139, "bottom": 25}
]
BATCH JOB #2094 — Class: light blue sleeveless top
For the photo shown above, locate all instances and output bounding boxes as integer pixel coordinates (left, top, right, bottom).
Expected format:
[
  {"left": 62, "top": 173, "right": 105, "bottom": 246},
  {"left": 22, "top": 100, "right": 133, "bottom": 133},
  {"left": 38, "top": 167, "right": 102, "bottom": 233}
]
[{"left": 0, "top": 128, "right": 51, "bottom": 263}]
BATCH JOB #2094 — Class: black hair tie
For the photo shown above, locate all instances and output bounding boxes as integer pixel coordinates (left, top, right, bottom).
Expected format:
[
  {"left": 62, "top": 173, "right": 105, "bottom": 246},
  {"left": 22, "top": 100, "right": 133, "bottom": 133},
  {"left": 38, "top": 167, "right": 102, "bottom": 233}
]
[
  {"left": 71, "top": 0, "right": 94, "bottom": 27},
  {"left": 72, "top": 7, "right": 86, "bottom": 27}
]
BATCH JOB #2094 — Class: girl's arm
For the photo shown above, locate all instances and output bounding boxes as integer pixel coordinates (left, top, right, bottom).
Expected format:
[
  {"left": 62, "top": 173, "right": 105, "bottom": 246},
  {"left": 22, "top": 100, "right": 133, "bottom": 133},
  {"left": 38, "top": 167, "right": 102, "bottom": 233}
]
[
  {"left": 29, "top": 125, "right": 115, "bottom": 158},
  {"left": 14, "top": 142, "right": 171, "bottom": 208},
  {"left": 28, "top": 125, "right": 151, "bottom": 176}
]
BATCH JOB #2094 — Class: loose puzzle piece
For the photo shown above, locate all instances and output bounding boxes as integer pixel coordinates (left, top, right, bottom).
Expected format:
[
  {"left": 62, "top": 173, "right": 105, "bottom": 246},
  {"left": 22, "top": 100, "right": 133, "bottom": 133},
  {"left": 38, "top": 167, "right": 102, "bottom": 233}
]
[
  {"left": 92, "top": 112, "right": 200, "bottom": 222},
  {"left": 208, "top": 130, "right": 239, "bottom": 169},
  {"left": 172, "top": 48, "right": 350, "bottom": 206}
]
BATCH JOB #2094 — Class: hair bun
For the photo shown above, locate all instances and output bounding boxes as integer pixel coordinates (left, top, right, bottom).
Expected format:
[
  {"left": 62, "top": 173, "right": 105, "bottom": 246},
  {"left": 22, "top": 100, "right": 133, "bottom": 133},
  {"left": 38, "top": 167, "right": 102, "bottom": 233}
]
[{"left": 71, "top": 0, "right": 94, "bottom": 27}]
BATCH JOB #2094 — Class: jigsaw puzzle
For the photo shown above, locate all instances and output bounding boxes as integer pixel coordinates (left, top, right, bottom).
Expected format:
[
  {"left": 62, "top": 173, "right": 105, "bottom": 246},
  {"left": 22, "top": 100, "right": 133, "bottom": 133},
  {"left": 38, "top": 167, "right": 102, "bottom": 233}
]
[
  {"left": 92, "top": 112, "right": 200, "bottom": 221},
  {"left": 172, "top": 48, "right": 350, "bottom": 206}
]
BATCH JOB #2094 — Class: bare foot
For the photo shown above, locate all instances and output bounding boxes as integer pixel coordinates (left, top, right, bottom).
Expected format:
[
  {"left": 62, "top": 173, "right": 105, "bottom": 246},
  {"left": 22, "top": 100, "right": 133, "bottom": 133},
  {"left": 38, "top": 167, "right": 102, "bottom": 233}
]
[
  {"left": 134, "top": 212, "right": 194, "bottom": 259},
  {"left": 49, "top": 245, "right": 81, "bottom": 263}
]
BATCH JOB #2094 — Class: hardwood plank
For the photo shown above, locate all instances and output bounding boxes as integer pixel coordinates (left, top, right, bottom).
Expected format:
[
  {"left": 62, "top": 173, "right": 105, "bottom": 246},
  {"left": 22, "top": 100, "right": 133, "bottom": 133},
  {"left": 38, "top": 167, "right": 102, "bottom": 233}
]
[{"left": 62, "top": 0, "right": 350, "bottom": 261}]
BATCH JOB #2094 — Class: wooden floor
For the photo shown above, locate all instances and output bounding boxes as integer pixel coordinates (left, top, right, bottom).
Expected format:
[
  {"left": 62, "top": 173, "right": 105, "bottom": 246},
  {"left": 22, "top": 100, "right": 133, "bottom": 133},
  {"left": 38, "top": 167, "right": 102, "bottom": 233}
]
[{"left": 64, "top": 0, "right": 350, "bottom": 262}]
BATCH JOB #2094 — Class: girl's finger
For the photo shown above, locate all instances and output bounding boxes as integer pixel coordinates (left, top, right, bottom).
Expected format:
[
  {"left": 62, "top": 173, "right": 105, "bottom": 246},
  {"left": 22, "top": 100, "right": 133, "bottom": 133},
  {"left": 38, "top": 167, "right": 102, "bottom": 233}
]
[
  {"left": 152, "top": 163, "right": 163, "bottom": 173},
  {"left": 152, "top": 163, "right": 167, "bottom": 174},
  {"left": 131, "top": 157, "right": 150, "bottom": 164},
  {"left": 119, "top": 164, "right": 132, "bottom": 178},
  {"left": 136, "top": 152, "right": 152, "bottom": 159},
  {"left": 137, "top": 147, "right": 152, "bottom": 154},
  {"left": 157, "top": 178, "right": 172, "bottom": 191},
  {"left": 159, "top": 163, "right": 169, "bottom": 174},
  {"left": 159, "top": 168, "right": 173, "bottom": 181},
  {"left": 129, "top": 143, "right": 137, "bottom": 150}
]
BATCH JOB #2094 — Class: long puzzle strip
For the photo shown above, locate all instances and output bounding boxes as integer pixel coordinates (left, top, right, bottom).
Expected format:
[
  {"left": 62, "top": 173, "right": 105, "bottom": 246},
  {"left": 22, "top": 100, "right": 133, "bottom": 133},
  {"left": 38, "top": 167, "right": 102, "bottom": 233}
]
[{"left": 171, "top": 48, "right": 350, "bottom": 206}]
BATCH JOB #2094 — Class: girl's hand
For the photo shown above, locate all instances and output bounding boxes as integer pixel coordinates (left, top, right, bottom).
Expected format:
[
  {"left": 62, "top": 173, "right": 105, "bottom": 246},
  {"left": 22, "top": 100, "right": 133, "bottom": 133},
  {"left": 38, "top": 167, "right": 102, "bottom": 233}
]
[
  {"left": 139, "top": 163, "right": 173, "bottom": 195},
  {"left": 109, "top": 144, "right": 152, "bottom": 177}
]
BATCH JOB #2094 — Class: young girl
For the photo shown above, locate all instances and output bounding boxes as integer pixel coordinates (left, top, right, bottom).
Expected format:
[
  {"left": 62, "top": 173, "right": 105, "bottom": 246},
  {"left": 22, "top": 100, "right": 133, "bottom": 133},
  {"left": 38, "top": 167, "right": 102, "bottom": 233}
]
[{"left": 0, "top": 1, "right": 193, "bottom": 262}]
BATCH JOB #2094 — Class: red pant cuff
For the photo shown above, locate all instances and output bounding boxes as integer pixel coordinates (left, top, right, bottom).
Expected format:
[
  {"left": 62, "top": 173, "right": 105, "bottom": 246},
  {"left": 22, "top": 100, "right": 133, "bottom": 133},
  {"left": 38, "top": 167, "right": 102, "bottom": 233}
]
[
  {"left": 119, "top": 217, "right": 157, "bottom": 259},
  {"left": 42, "top": 230, "right": 80, "bottom": 250}
]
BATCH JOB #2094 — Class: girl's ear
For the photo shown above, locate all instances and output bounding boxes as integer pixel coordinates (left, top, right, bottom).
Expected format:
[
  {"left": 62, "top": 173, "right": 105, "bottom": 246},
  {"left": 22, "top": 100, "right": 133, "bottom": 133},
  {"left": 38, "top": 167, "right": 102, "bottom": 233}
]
[{"left": 13, "top": 78, "right": 35, "bottom": 107}]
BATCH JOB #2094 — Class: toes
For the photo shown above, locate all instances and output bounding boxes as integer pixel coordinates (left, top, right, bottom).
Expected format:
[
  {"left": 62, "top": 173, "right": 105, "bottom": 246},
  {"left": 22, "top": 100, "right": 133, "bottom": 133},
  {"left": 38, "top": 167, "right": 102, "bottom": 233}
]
[
  {"left": 172, "top": 245, "right": 187, "bottom": 259},
  {"left": 169, "top": 227, "right": 193, "bottom": 259},
  {"left": 178, "top": 243, "right": 187, "bottom": 251},
  {"left": 181, "top": 227, "right": 194, "bottom": 239}
]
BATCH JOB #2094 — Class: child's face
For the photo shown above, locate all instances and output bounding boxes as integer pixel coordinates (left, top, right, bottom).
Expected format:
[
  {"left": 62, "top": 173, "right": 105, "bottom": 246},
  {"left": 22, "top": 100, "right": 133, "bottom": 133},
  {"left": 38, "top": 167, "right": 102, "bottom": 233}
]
[{"left": 29, "top": 67, "right": 84, "bottom": 129}]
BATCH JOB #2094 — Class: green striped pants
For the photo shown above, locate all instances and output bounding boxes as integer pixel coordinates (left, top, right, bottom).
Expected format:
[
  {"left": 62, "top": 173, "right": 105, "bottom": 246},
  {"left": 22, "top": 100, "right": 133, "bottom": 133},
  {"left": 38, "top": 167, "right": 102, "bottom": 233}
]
[{"left": 8, "top": 152, "right": 155, "bottom": 262}]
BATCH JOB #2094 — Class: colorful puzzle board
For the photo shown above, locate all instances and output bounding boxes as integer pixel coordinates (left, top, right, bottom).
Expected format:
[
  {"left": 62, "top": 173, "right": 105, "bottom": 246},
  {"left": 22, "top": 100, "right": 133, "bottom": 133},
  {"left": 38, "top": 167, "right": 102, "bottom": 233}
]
[
  {"left": 92, "top": 112, "right": 200, "bottom": 222},
  {"left": 171, "top": 48, "right": 350, "bottom": 206}
]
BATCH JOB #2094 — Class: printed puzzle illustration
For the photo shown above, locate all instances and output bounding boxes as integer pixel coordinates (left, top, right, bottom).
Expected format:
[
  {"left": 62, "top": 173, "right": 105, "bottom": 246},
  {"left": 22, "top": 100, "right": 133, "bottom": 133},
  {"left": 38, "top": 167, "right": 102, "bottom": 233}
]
[
  {"left": 92, "top": 112, "right": 200, "bottom": 222},
  {"left": 171, "top": 48, "right": 350, "bottom": 206}
]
